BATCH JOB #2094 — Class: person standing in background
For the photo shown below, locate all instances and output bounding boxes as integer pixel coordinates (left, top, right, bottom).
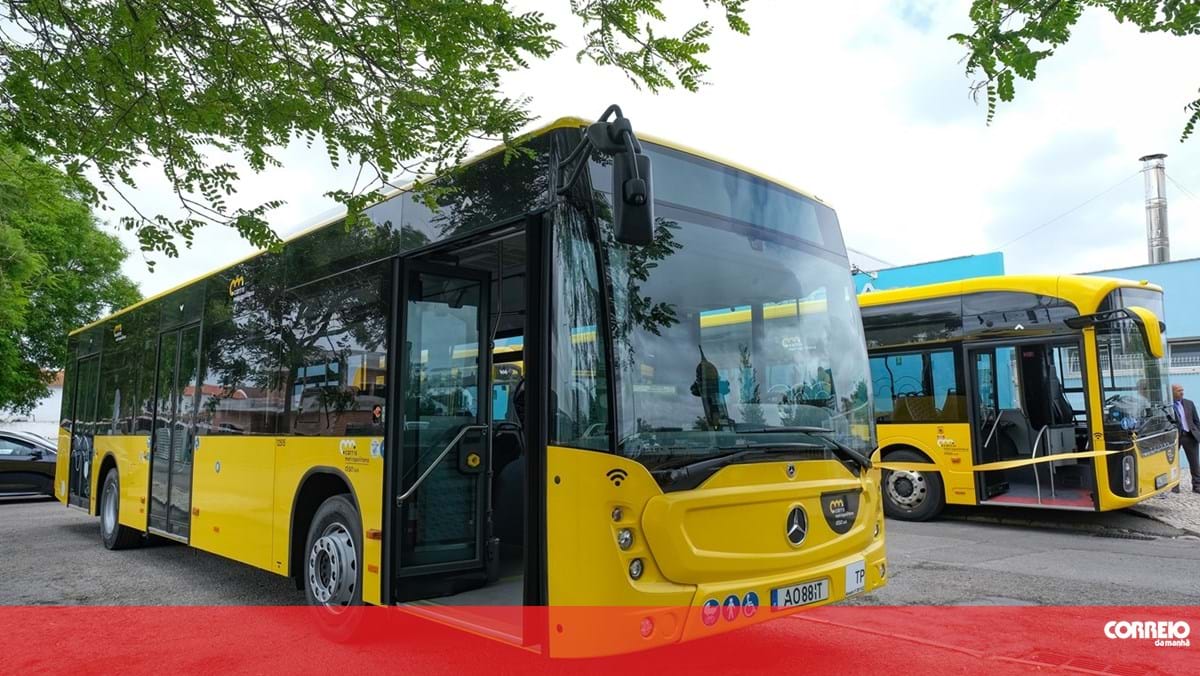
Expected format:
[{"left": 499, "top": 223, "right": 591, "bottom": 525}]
[{"left": 1171, "top": 384, "right": 1200, "bottom": 493}]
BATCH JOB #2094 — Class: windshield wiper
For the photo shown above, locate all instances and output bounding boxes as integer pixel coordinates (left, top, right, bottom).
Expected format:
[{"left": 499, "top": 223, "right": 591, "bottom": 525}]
[
  {"left": 651, "top": 445, "right": 827, "bottom": 491},
  {"left": 739, "top": 426, "right": 873, "bottom": 471}
]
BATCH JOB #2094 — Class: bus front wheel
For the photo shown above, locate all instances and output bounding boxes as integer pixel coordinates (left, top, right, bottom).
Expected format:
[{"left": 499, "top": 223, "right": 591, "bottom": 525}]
[
  {"left": 882, "top": 450, "right": 944, "bottom": 521},
  {"left": 100, "top": 468, "right": 143, "bottom": 550},
  {"left": 304, "top": 495, "right": 363, "bottom": 610}
]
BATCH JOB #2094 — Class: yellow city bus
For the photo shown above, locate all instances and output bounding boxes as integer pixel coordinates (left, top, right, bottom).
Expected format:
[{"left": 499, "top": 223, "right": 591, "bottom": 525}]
[
  {"left": 859, "top": 275, "right": 1181, "bottom": 520},
  {"left": 55, "top": 109, "right": 885, "bottom": 656}
]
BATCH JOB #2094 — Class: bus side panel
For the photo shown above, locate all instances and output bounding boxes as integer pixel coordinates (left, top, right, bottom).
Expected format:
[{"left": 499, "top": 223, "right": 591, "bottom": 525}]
[
  {"left": 877, "top": 423, "right": 977, "bottom": 505},
  {"left": 55, "top": 429, "right": 70, "bottom": 504},
  {"left": 93, "top": 436, "right": 150, "bottom": 529},
  {"left": 271, "top": 437, "right": 385, "bottom": 604},
  {"left": 190, "top": 437, "right": 276, "bottom": 571}
]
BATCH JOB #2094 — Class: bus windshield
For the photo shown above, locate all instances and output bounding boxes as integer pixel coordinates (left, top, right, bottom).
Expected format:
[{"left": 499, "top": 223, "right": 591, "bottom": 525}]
[
  {"left": 1096, "top": 307, "right": 1173, "bottom": 446},
  {"left": 598, "top": 145, "right": 873, "bottom": 470}
]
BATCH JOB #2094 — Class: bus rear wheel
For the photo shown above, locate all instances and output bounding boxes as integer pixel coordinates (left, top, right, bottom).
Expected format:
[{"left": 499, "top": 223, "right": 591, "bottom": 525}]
[
  {"left": 882, "top": 450, "right": 944, "bottom": 521},
  {"left": 100, "top": 468, "right": 143, "bottom": 550}
]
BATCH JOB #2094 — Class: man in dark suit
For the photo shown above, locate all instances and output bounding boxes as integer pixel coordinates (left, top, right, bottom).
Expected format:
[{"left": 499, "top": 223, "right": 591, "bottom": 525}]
[{"left": 1171, "top": 384, "right": 1200, "bottom": 493}]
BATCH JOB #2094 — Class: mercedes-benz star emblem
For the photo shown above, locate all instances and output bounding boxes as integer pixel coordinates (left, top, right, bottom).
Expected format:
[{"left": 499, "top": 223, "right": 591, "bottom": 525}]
[{"left": 786, "top": 506, "right": 808, "bottom": 547}]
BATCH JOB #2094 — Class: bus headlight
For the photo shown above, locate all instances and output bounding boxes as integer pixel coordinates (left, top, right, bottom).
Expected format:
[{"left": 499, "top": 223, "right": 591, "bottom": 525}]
[
  {"left": 629, "top": 558, "right": 644, "bottom": 580},
  {"left": 617, "top": 528, "right": 634, "bottom": 550},
  {"left": 1121, "top": 455, "right": 1136, "bottom": 494}
]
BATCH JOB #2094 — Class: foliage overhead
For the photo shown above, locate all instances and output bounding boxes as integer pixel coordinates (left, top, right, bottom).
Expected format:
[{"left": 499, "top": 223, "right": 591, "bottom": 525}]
[
  {"left": 0, "top": 0, "right": 749, "bottom": 267},
  {"left": 0, "top": 144, "right": 140, "bottom": 413},
  {"left": 952, "top": 1, "right": 1200, "bottom": 140}
]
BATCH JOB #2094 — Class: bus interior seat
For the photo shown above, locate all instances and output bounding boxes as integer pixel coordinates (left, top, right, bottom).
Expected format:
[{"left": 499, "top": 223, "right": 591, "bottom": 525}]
[
  {"left": 996, "top": 409, "right": 1035, "bottom": 457},
  {"left": 493, "top": 455, "right": 524, "bottom": 547},
  {"left": 939, "top": 389, "right": 964, "bottom": 421},
  {"left": 893, "top": 394, "right": 937, "bottom": 423},
  {"left": 1048, "top": 377, "right": 1075, "bottom": 426},
  {"left": 491, "top": 422, "right": 524, "bottom": 483}
]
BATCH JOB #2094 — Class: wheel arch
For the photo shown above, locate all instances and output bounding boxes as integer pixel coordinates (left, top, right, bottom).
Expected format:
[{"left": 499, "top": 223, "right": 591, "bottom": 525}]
[
  {"left": 879, "top": 443, "right": 937, "bottom": 466},
  {"left": 288, "top": 467, "right": 361, "bottom": 587},
  {"left": 94, "top": 452, "right": 119, "bottom": 516}
]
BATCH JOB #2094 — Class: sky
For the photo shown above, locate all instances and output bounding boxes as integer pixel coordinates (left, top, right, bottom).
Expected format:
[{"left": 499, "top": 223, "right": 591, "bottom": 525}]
[{"left": 107, "top": 0, "right": 1200, "bottom": 298}]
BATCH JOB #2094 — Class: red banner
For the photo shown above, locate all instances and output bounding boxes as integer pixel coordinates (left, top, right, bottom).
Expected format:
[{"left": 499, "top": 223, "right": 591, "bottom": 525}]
[{"left": 3, "top": 605, "right": 1195, "bottom": 674}]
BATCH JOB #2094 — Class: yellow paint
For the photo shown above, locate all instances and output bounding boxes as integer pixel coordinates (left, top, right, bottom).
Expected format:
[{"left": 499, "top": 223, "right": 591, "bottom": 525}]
[
  {"left": 545, "top": 445, "right": 886, "bottom": 657},
  {"left": 191, "top": 437, "right": 276, "bottom": 571},
  {"left": 858, "top": 274, "right": 1162, "bottom": 314},
  {"left": 93, "top": 436, "right": 151, "bottom": 528},
  {"left": 269, "top": 435, "right": 385, "bottom": 605},
  {"left": 874, "top": 423, "right": 976, "bottom": 505},
  {"left": 866, "top": 278, "right": 1177, "bottom": 512},
  {"left": 1126, "top": 305, "right": 1165, "bottom": 358}
]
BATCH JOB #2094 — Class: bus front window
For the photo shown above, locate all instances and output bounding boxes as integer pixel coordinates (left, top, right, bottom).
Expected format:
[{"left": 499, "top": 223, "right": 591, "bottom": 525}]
[
  {"left": 592, "top": 145, "right": 874, "bottom": 475},
  {"left": 1097, "top": 319, "right": 1172, "bottom": 445}
]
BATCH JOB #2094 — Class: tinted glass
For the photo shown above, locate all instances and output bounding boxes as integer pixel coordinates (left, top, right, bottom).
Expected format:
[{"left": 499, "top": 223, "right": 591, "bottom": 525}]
[
  {"left": 281, "top": 262, "right": 390, "bottom": 436},
  {"left": 868, "top": 350, "right": 961, "bottom": 424},
  {"left": 591, "top": 142, "right": 844, "bottom": 253},
  {"left": 861, "top": 297, "right": 963, "bottom": 349},
  {"left": 284, "top": 220, "right": 401, "bottom": 289},
  {"left": 1096, "top": 318, "right": 1173, "bottom": 450},
  {"left": 196, "top": 316, "right": 285, "bottom": 435},
  {"left": 588, "top": 151, "right": 873, "bottom": 471},
  {"left": 400, "top": 269, "right": 484, "bottom": 566},
  {"left": 362, "top": 135, "right": 552, "bottom": 251},
  {"left": 961, "top": 292, "right": 1077, "bottom": 336},
  {"left": 96, "top": 350, "right": 129, "bottom": 435},
  {"left": 549, "top": 202, "right": 610, "bottom": 451}
]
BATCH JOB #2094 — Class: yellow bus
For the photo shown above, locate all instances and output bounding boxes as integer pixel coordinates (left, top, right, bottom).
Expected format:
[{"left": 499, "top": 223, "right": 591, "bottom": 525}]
[
  {"left": 55, "top": 109, "right": 885, "bottom": 656},
  {"left": 859, "top": 275, "right": 1181, "bottom": 520}
]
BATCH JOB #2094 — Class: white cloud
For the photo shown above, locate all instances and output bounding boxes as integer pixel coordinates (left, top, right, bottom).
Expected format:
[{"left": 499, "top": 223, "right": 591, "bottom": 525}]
[{"left": 106, "top": 0, "right": 1200, "bottom": 298}]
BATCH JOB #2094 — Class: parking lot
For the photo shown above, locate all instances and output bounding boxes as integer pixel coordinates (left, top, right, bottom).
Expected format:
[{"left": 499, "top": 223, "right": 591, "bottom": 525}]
[{"left": 3, "top": 496, "right": 1198, "bottom": 607}]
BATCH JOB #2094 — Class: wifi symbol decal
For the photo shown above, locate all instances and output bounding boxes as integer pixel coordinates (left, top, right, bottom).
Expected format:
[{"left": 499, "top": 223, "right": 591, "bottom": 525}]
[{"left": 606, "top": 468, "right": 629, "bottom": 486}]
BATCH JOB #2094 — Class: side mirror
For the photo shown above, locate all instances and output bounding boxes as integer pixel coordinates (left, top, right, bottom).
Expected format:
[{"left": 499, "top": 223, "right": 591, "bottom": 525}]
[
  {"left": 585, "top": 117, "right": 654, "bottom": 246},
  {"left": 612, "top": 151, "right": 654, "bottom": 245},
  {"left": 1065, "top": 306, "right": 1166, "bottom": 359},
  {"left": 1126, "top": 306, "right": 1165, "bottom": 359}
]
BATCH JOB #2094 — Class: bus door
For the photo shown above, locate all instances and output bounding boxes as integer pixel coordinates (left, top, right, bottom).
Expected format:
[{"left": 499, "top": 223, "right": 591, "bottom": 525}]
[
  {"left": 393, "top": 260, "right": 493, "bottom": 594},
  {"left": 147, "top": 323, "right": 201, "bottom": 540},
  {"left": 66, "top": 355, "right": 101, "bottom": 509}
]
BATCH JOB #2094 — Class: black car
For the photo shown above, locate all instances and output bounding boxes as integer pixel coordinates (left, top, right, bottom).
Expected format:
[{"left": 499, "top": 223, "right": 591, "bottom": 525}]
[{"left": 0, "top": 430, "right": 57, "bottom": 496}]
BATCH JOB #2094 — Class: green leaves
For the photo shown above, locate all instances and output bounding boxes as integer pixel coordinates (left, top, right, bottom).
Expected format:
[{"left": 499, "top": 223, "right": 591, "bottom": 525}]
[
  {"left": 0, "top": 1, "right": 749, "bottom": 261},
  {"left": 953, "top": 1, "right": 1200, "bottom": 139},
  {"left": 572, "top": 0, "right": 749, "bottom": 92},
  {"left": 0, "top": 144, "right": 139, "bottom": 412}
]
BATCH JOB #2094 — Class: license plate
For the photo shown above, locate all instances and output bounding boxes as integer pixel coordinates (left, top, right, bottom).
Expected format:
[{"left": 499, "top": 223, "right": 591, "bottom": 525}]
[
  {"left": 771, "top": 578, "right": 829, "bottom": 610},
  {"left": 845, "top": 559, "right": 866, "bottom": 596}
]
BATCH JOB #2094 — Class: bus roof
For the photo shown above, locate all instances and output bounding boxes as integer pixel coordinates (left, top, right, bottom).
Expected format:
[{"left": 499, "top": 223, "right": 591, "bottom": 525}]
[
  {"left": 72, "top": 116, "right": 829, "bottom": 337},
  {"left": 857, "top": 274, "right": 1162, "bottom": 314}
]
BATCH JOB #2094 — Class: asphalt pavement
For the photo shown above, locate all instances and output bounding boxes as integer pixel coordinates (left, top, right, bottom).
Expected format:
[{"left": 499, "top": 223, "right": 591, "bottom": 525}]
[{"left": 2, "top": 497, "right": 1198, "bottom": 606}]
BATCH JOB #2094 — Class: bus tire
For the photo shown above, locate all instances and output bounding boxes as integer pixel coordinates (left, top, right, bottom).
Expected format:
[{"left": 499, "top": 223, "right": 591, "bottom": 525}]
[
  {"left": 100, "top": 468, "right": 142, "bottom": 550},
  {"left": 303, "top": 495, "right": 364, "bottom": 614},
  {"left": 882, "top": 450, "right": 944, "bottom": 521}
]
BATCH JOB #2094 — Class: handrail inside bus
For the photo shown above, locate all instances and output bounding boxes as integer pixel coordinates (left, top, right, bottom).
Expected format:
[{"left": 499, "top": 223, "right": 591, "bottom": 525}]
[
  {"left": 983, "top": 410, "right": 1007, "bottom": 450},
  {"left": 396, "top": 424, "right": 489, "bottom": 505},
  {"left": 1030, "top": 424, "right": 1049, "bottom": 500}
]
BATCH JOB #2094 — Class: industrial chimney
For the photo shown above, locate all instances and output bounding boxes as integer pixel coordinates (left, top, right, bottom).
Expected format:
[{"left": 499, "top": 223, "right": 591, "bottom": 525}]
[{"left": 1139, "top": 153, "right": 1169, "bottom": 264}]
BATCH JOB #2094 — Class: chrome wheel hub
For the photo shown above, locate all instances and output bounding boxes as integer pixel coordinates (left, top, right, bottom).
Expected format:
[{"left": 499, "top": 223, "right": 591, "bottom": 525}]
[
  {"left": 308, "top": 523, "right": 357, "bottom": 609},
  {"left": 886, "top": 470, "right": 928, "bottom": 509}
]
